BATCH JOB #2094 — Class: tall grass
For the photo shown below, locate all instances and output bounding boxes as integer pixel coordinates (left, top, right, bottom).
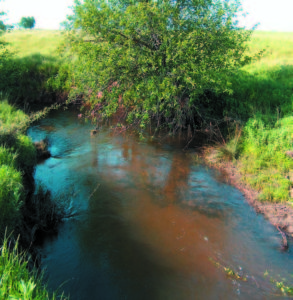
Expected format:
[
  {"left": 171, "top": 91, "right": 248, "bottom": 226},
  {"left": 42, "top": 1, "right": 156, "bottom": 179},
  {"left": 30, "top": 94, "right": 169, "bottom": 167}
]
[
  {"left": 224, "top": 32, "right": 293, "bottom": 120},
  {"left": 209, "top": 32, "right": 293, "bottom": 202},
  {"left": 239, "top": 117, "right": 293, "bottom": 201},
  {"left": 0, "top": 98, "right": 68, "bottom": 298},
  {"left": 0, "top": 164, "right": 23, "bottom": 233},
  {"left": 0, "top": 235, "right": 65, "bottom": 299},
  {"left": 0, "top": 30, "right": 70, "bottom": 105},
  {"left": 0, "top": 100, "right": 35, "bottom": 234}
]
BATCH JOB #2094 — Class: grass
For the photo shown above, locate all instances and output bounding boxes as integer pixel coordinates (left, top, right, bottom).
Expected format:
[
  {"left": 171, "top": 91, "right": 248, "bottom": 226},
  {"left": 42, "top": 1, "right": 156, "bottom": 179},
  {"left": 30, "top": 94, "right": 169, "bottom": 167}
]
[
  {"left": 0, "top": 98, "right": 67, "bottom": 299},
  {"left": 0, "top": 235, "right": 65, "bottom": 299},
  {"left": 0, "top": 30, "right": 70, "bottom": 105},
  {"left": 236, "top": 32, "right": 293, "bottom": 202},
  {"left": 208, "top": 31, "right": 293, "bottom": 202},
  {"left": 239, "top": 117, "right": 293, "bottom": 201},
  {"left": 0, "top": 99, "right": 36, "bottom": 234},
  {"left": 3, "top": 30, "right": 63, "bottom": 58},
  {"left": 244, "top": 31, "right": 293, "bottom": 73}
]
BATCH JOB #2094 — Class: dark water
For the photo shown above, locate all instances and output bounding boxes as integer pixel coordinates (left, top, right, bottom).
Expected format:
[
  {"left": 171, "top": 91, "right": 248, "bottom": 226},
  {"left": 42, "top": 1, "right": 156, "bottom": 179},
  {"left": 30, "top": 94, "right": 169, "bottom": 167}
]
[{"left": 28, "top": 109, "right": 293, "bottom": 300}]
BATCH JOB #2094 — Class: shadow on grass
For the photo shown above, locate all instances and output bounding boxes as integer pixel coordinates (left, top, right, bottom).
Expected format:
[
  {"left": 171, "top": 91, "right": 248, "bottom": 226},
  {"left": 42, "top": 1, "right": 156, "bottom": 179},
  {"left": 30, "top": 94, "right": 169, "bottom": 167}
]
[
  {"left": 0, "top": 53, "right": 70, "bottom": 106},
  {"left": 224, "top": 65, "right": 293, "bottom": 122}
]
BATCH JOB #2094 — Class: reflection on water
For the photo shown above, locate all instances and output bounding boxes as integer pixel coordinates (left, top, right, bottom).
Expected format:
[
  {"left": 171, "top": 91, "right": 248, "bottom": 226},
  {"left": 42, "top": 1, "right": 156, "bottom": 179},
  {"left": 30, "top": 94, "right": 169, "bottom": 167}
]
[{"left": 28, "top": 109, "right": 293, "bottom": 300}]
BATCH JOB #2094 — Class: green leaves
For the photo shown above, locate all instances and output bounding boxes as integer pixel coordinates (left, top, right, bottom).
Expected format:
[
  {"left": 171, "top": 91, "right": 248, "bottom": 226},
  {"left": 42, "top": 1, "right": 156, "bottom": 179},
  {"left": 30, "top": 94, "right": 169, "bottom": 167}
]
[{"left": 65, "top": 0, "right": 254, "bottom": 131}]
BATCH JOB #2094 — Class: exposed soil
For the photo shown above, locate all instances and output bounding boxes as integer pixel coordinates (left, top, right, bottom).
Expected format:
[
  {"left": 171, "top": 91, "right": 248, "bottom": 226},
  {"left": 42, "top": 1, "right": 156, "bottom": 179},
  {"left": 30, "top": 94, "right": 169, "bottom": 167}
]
[{"left": 201, "top": 148, "right": 293, "bottom": 248}]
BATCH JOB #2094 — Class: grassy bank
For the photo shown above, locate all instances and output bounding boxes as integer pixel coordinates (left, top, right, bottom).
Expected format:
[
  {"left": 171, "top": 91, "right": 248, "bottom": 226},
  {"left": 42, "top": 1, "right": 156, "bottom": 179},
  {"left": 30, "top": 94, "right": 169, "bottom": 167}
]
[
  {"left": 0, "top": 30, "right": 67, "bottom": 298},
  {"left": 0, "top": 98, "right": 67, "bottom": 299},
  {"left": 0, "top": 99, "right": 50, "bottom": 298},
  {"left": 0, "top": 30, "right": 70, "bottom": 106},
  {"left": 209, "top": 32, "right": 293, "bottom": 202}
]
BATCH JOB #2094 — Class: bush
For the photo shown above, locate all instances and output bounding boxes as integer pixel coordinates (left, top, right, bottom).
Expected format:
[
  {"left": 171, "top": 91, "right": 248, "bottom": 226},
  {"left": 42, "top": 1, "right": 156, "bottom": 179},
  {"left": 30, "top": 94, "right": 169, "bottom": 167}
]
[
  {"left": 19, "top": 17, "right": 36, "bottom": 29},
  {"left": 64, "top": 0, "right": 256, "bottom": 132}
]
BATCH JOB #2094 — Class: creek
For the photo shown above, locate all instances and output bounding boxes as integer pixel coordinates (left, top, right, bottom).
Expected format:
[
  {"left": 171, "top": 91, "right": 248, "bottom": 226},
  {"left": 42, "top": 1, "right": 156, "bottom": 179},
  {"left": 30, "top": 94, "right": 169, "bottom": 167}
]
[{"left": 28, "top": 109, "right": 293, "bottom": 299}]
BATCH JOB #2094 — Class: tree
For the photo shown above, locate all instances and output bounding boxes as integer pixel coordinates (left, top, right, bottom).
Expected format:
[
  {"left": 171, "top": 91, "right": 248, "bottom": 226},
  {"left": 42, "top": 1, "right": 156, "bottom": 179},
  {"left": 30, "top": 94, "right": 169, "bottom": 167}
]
[
  {"left": 65, "top": 0, "right": 256, "bottom": 133},
  {"left": 19, "top": 17, "right": 35, "bottom": 29},
  {"left": 0, "top": 20, "right": 6, "bottom": 31}
]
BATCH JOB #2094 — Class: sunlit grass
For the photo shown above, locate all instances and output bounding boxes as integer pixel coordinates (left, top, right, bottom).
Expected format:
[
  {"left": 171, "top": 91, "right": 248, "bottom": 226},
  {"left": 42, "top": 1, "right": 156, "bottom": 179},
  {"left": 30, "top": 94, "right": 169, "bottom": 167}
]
[
  {"left": 0, "top": 100, "right": 29, "bottom": 128},
  {"left": 3, "top": 29, "right": 63, "bottom": 57},
  {"left": 208, "top": 31, "right": 293, "bottom": 202},
  {"left": 244, "top": 31, "right": 293, "bottom": 73},
  {"left": 0, "top": 235, "right": 66, "bottom": 299},
  {"left": 239, "top": 117, "right": 293, "bottom": 201}
]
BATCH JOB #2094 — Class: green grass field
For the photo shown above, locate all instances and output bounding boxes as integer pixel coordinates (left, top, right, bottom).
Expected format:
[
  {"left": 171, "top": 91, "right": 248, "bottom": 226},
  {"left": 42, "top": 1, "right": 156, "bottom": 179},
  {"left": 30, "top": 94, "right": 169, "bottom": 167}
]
[
  {"left": 245, "top": 31, "right": 293, "bottom": 73},
  {"left": 3, "top": 29, "right": 63, "bottom": 57}
]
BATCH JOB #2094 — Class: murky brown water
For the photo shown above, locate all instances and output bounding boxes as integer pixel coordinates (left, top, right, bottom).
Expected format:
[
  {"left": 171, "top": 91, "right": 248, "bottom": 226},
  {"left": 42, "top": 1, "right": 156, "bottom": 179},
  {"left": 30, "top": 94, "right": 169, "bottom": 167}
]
[{"left": 28, "top": 109, "right": 293, "bottom": 300}]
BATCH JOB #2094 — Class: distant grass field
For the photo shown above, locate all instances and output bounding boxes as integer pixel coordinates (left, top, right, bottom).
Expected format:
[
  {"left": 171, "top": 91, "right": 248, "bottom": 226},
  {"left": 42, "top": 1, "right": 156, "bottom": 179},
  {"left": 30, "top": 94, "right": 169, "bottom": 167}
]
[
  {"left": 3, "top": 30, "right": 292, "bottom": 67},
  {"left": 3, "top": 29, "right": 63, "bottom": 57},
  {"left": 245, "top": 31, "right": 293, "bottom": 73}
]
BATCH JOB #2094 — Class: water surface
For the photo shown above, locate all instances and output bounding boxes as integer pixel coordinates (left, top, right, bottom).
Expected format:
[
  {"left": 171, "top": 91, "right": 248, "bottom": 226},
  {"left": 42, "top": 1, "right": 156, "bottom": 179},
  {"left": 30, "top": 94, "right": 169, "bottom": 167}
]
[{"left": 28, "top": 109, "right": 293, "bottom": 299}]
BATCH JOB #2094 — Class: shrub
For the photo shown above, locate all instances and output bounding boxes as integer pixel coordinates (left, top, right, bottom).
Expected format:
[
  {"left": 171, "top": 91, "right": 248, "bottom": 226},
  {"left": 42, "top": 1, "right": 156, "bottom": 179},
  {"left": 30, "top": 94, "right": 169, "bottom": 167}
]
[{"left": 64, "top": 0, "right": 256, "bottom": 132}]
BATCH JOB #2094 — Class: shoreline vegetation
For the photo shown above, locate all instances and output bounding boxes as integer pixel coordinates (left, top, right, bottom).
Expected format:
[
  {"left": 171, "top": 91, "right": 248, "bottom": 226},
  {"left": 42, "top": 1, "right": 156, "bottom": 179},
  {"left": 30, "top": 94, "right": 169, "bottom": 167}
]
[
  {"left": 0, "top": 98, "right": 68, "bottom": 298},
  {"left": 0, "top": 21, "right": 293, "bottom": 299}
]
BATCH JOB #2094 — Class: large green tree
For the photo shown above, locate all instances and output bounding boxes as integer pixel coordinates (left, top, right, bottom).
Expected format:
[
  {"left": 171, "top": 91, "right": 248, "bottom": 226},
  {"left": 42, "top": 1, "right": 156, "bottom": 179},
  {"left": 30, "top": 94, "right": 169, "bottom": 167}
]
[
  {"left": 66, "top": 0, "right": 256, "bottom": 132},
  {"left": 19, "top": 16, "right": 35, "bottom": 29}
]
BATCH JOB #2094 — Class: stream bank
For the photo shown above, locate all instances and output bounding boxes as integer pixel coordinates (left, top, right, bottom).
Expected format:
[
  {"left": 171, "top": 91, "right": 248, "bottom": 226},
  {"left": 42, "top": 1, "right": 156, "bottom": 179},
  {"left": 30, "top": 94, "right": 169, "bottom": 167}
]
[{"left": 201, "top": 148, "right": 293, "bottom": 244}]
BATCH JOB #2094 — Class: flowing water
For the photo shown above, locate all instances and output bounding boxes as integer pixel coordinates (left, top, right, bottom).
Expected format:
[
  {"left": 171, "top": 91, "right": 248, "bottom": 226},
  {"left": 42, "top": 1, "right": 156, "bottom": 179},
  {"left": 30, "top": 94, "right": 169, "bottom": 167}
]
[{"left": 28, "top": 109, "right": 293, "bottom": 300}]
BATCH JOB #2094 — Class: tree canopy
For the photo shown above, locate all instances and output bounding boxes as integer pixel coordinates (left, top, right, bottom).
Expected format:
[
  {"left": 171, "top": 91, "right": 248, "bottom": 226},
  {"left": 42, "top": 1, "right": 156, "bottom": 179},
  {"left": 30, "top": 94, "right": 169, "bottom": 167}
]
[
  {"left": 65, "top": 0, "right": 256, "bottom": 132},
  {"left": 19, "top": 17, "right": 35, "bottom": 29}
]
